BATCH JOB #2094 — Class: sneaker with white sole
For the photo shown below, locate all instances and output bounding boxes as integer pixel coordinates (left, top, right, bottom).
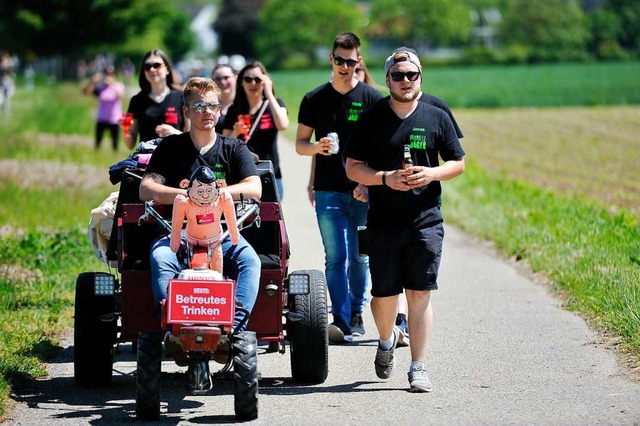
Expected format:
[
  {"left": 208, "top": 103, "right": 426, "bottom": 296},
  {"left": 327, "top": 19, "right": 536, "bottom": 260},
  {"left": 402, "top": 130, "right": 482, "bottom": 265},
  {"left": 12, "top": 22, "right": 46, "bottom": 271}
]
[
  {"left": 328, "top": 318, "right": 353, "bottom": 344},
  {"left": 350, "top": 312, "right": 365, "bottom": 337},
  {"left": 374, "top": 326, "right": 399, "bottom": 379},
  {"left": 408, "top": 365, "right": 432, "bottom": 392}
]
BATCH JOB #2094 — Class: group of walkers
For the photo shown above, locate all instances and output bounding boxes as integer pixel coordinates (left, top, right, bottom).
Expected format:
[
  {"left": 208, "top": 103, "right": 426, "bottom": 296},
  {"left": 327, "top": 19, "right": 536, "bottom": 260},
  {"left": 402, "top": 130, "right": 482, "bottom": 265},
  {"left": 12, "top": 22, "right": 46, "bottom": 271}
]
[{"left": 102, "top": 31, "right": 466, "bottom": 393}]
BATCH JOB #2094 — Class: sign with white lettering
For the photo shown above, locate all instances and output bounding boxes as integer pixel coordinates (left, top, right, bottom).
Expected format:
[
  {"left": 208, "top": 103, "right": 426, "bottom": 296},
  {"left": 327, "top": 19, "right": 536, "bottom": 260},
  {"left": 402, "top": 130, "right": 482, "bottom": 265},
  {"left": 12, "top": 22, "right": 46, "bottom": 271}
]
[{"left": 167, "top": 279, "right": 235, "bottom": 325}]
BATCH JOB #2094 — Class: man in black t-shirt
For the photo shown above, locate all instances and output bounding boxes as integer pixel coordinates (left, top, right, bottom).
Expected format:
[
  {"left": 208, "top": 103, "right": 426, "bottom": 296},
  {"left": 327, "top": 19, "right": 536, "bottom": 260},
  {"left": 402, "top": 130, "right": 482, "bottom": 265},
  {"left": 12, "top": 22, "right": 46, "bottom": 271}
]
[
  {"left": 140, "top": 77, "right": 262, "bottom": 338},
  {"left": 296, "top": 32, "right": 384, "bottom": 344},
  {"left": 346, "top": 48, "right": 465, "bottom": 393}
]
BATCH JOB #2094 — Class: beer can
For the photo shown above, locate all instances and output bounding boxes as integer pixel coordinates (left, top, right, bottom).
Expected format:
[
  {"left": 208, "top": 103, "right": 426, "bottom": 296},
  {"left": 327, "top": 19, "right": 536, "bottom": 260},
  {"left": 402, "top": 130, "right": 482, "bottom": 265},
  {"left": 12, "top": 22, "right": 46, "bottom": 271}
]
[{"left": 327, "top": 132, "right": 339, "bottom": 154}]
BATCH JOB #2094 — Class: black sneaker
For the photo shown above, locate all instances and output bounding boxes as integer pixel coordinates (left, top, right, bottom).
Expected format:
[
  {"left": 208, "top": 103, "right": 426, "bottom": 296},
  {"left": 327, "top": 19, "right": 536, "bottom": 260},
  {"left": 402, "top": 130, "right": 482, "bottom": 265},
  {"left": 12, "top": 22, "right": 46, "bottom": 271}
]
[
  {"left": 328, "top": 317, "right": 353, "bottom": 344},
  {"left": 350, "top": 312, "right": 365, "bottom": 337}
]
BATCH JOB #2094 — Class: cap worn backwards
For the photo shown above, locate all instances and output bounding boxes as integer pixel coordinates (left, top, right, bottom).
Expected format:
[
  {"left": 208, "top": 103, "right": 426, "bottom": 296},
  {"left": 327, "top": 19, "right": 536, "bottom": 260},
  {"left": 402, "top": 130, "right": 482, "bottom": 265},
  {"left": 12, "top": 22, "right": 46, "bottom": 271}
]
[{"left": 384, "top": 47, "right": 422, "bottom": 74}]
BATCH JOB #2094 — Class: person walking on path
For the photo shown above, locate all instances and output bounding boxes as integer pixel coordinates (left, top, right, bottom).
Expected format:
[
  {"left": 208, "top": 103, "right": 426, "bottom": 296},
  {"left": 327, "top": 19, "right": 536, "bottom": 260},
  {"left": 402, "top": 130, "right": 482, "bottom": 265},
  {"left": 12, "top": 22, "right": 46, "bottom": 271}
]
[
  {"left": 223, "top": 61, "right": 289, "bottom": 199},
  {"left": 345, "top": 47, "right": 465, "bottom": 392},
  {"left": 83, "top": 65, "right": 126, "bottom": 151},
  {"left": 295, "top": 32, "right": 384, "bottom": 343},
  {"left": 125, "top": 49, "right": 189, "bottom": 149},
  {"left": 381, "top": 47, "right": 465, "bottom": 348}
]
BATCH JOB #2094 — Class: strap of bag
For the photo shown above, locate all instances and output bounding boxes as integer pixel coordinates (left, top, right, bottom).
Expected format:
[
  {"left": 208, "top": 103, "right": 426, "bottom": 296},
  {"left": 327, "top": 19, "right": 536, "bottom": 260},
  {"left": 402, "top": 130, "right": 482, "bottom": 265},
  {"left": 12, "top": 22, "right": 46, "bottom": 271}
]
[{"left": 247, "top": 99, "right": 269, "bottom": 139}]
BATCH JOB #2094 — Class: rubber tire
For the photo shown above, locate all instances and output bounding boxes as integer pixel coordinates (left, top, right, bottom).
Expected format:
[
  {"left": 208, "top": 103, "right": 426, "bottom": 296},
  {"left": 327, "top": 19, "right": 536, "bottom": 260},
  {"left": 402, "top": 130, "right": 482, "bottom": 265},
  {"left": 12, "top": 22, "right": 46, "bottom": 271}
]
[
  {"left": 289, "top": 269, "right": 329, "bottom": 383},
  {"left": 74, "top": 272, "right": 116, "bottom": 387},
  {"left": 232, "top": 331, "right": 259, "bottom": 420},
  {"left": 136, "top": 331, "right": 162, "bottom": 421}
]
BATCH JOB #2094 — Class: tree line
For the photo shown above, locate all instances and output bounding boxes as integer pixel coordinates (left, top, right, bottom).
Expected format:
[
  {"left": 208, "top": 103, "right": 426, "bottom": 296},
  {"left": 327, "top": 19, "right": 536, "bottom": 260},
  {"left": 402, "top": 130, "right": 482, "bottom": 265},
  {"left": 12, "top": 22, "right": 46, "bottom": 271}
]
[{"left": 0, "top": 0, "right": 638, "bottom": 74}]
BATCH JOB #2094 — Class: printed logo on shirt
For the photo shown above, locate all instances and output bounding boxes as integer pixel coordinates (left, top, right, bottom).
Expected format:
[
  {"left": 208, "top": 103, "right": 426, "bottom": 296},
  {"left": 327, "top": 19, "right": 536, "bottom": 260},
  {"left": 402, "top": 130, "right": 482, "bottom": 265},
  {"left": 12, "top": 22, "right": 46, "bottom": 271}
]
[
  {"left": 211, "top": 163, "right": 227, "bottom": 182},
  {"left": 165, "top": 107, "right": 179, "bottom": 125},
  {"left": 259, "top": 113, "right": 273, "bottom": 130},
  {"left": 196, "top": 213, "right": 215, "bottom": 225},
  {"left": 347, "top": 101, "right": 364, "bottom": 122},
  {"left": 409, "top": 128, "right": 427, "bottom": 150}
]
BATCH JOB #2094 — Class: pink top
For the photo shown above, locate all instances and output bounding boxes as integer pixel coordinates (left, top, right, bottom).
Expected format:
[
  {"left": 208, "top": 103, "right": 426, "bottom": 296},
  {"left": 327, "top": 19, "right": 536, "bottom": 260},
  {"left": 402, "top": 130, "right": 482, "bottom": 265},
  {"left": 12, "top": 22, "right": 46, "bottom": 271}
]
[{"left": 96, "top": 82, "right": 125, "bottom": 124}]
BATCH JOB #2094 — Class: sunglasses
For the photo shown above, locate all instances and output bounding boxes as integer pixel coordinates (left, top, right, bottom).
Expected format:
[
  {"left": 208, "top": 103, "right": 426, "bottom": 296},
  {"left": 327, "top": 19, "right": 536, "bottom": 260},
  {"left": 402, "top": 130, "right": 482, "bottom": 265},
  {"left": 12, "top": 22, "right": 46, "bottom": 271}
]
[
  {"left": 143, "top": 62, "right": 164, "bottom": 72},
  {"left": 355, "top": 68, "right": 363, "bottom": 74},
  {"left": 389, "top": 71, "right": 421, "bottom": 82},
  {"left": 242, "top": 76, "right": 262, "bottom": 84},
  {"left": 214, "top": 75, "right": 232, "bottom": 82},
  {"left": 333, "top": 56, "right": 358, "bottom": 68},
  {"left": 190, "top": 101, "right": 221, "bottom": 114}
]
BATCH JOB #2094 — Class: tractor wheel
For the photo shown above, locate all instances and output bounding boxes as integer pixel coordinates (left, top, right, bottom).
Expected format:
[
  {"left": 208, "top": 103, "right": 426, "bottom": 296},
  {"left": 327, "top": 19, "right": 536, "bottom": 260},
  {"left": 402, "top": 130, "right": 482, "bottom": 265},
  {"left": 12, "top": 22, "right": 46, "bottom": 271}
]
[
  {"left": 232, "top": 331, "right": 259, "bottom": 420},
  {"left": 288, "top": 269, "right": 328, "bottom": 383},
  {"left": 136, "top": 331, "right": 162, "bottom": 421},
  {"left": 74, "top": 272, "right": 116, "bottom": 387}
]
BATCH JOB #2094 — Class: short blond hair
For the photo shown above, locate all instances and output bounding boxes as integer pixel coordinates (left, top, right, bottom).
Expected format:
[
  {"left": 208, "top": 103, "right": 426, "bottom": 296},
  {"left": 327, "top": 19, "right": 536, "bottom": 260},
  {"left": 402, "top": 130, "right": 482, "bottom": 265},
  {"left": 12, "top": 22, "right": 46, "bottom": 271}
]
[{"left": 183, "top": 77, "right": 221, "bottom": 105}]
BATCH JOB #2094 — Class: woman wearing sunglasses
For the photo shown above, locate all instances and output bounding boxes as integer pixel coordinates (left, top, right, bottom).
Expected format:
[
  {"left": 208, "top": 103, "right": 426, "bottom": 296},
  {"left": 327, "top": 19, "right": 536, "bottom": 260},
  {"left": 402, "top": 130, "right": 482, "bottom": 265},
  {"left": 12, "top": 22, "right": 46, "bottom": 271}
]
[
  {"left": 222, "top": 61, "right": 289, "bottom": 198},
  {"left": 124, "top": 49, "right": 189, "bottom": 149}
]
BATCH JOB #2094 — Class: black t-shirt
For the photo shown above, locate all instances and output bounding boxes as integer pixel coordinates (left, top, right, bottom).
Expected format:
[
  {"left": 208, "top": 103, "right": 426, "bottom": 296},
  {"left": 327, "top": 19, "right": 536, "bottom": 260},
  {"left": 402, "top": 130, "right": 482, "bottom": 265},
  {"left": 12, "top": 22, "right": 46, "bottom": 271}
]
[
  {"left": 144, "top": 132, "right": 258, "bottom": 189},
  {"left": 346, "top": 101, "right": 465, "bottom": 230},
  {"left": 298, "top": 81, "right": 384, "bottom": 192},
  {"left": 375, "top": 93, "right": 464, "bottom": 139},
  {"left": 223, "top": 98, "right": 286, "bottom": 178},
  {"left": 127, "top": 89, "right": 185, "bottom": 143}
]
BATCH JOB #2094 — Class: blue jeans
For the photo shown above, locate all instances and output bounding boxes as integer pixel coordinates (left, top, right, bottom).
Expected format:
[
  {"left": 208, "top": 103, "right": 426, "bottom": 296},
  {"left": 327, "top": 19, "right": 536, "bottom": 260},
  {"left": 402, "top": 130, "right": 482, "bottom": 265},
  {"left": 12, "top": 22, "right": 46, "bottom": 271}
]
[
  {"left": 314, "top": 191, "right": 369, "bottom": 324},
  {"left": 150, "top": 234, "right": 260, "bottom": 331}
]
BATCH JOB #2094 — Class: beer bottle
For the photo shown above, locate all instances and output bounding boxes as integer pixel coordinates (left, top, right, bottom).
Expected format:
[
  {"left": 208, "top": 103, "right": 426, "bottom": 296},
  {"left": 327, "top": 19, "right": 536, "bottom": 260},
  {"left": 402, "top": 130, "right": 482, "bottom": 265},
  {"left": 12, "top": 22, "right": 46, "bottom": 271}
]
[{"left": 402, "top": 144, "right": 413, "bottom": 169}]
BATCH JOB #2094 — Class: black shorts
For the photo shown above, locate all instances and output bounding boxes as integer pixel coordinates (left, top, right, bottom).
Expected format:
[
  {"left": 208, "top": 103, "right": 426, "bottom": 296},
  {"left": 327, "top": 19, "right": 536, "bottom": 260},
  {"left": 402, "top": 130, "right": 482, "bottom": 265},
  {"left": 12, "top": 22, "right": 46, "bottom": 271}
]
[{"left": 367, "top": 223, "right": 444, "bottom": 297}]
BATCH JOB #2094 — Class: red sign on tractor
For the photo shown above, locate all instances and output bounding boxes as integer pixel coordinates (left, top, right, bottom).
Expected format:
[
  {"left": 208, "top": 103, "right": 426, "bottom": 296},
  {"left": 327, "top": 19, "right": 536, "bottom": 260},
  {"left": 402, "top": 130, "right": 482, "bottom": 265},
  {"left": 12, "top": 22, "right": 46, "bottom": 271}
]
[{"left": 166, "top": 279, "right": 235, "bottom": 326}]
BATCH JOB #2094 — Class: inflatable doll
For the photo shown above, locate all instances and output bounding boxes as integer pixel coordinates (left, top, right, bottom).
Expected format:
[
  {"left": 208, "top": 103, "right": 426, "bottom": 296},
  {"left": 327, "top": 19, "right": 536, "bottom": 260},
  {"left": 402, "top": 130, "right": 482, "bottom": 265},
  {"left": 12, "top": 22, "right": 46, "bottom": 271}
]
[{"left": 170, "top": 166, "right": 239, "bottom": 273}]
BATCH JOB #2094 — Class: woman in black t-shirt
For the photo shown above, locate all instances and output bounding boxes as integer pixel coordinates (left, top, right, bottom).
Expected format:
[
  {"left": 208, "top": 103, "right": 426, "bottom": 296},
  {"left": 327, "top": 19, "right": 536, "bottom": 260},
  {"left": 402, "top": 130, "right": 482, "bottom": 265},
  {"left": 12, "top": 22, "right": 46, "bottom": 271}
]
[
  {"left": 125, "top": 49, "right": 189, "bottom": 149},
  {"left": 222, "top": 61, "right": 288, "bottom": 198}
]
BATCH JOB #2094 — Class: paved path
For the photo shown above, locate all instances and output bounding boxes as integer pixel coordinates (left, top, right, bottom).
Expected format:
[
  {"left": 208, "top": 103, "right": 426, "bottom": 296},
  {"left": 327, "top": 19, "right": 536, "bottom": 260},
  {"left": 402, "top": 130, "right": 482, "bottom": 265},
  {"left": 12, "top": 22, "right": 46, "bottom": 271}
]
[{"left": 7, "top": 139, "right": 640, "bottom": 425}]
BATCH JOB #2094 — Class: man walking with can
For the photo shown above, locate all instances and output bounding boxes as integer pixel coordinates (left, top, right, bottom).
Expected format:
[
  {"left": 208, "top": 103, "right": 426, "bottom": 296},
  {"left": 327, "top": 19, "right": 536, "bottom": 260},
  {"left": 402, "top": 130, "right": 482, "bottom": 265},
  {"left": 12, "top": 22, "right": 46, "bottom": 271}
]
[
  {"left": 296, "top": 32, "right": 384, "bottom": 343},
  {"left": 345, "top": 48, "right": 465, "bottom": 391}
]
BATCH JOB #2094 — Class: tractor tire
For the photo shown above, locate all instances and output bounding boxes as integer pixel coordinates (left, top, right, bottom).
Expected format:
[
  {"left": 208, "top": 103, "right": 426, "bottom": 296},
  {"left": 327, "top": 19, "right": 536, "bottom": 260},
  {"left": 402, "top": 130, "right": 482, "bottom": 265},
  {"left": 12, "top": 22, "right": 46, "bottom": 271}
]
[
  {"left": 232, "top": 331, "right": 259, "bottom": 420},
  {"left": 74, "top": 272, "right": 116, "bottom": 387},
  {"left": 288, "top": 269, "right": 328, "bottom": 383},
  {"left": 136, "top": 331, "right": 162, "bottom": 421}
]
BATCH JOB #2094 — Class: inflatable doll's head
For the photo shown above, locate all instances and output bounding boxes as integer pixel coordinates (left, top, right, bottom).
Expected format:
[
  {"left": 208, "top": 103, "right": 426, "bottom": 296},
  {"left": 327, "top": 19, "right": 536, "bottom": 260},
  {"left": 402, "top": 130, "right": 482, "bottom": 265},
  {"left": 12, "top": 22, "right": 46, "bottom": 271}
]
[{"left": 187, "top": 166, "right": 219, "bottom": 206}]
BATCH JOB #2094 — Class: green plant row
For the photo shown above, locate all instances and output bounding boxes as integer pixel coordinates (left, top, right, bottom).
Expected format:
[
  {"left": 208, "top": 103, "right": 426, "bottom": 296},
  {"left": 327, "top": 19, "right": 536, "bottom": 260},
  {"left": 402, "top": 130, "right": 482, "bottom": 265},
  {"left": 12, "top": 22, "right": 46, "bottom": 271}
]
[{"left": 444, "top": 161, "right": 640, "bottom": 354}]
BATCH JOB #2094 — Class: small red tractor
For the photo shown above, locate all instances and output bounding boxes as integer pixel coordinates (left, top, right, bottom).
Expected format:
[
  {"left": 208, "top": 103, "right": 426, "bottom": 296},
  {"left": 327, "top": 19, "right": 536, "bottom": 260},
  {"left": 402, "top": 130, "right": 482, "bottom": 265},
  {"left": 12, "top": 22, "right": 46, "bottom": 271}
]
[{"left": 73, "top": 162, "right": 328, "bottom": 421}]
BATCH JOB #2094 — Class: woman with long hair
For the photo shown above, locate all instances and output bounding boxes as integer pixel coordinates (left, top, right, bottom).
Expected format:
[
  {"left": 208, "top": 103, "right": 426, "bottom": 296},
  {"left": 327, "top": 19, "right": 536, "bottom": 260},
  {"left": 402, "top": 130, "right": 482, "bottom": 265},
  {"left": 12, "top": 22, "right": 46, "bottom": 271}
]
[
  {"left": 222, "top": 61, "right": 289, "bottom": 198},
  {"left": 124, "top": 49, "right": 189, "bottom": 149}
]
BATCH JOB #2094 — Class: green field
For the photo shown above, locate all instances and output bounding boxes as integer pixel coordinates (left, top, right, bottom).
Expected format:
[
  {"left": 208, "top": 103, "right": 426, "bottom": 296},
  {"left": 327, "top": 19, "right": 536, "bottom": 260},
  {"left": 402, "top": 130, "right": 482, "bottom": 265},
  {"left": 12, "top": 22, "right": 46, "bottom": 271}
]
[{"left": 1, "top": 61, "right": 640, "bottom": 419}]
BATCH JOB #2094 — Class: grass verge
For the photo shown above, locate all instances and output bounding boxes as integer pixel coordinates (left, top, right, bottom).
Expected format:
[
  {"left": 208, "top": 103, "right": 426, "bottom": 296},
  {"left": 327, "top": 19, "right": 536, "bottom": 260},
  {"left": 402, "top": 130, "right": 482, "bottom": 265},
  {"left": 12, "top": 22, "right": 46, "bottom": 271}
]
[{"left": 445, "top": 160, "right": 640, "bottom": 366}]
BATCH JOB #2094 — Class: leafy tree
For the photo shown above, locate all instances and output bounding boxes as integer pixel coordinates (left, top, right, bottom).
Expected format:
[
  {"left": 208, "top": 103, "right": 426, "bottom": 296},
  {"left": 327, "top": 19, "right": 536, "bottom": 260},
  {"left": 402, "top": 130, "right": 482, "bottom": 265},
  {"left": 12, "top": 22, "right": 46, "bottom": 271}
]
[
  {"left": 501, "top": 0, "right": 589, "bottom": 62},
  {"left": 214, "top": 0, "right": 263, "bottom": 59},
  {"left": 602, "top": 0, "right": 640, "bottom": 52},
  {"left": 368, "top": 0, "right": 472, "bottom": 47},
  {"left": 0, "top": 0, "right": 194, "bottom": 69},
  {"left": 256, "top": 0, "right": 363, "bottom": 69}
]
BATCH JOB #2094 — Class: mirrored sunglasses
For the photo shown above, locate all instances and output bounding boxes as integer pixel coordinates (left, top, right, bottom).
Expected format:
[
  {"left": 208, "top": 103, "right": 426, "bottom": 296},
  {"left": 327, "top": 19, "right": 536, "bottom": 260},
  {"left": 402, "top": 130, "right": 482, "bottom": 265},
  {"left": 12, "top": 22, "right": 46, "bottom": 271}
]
[{"left": 190, "top": 101, "right": 221, "bottom": 113}]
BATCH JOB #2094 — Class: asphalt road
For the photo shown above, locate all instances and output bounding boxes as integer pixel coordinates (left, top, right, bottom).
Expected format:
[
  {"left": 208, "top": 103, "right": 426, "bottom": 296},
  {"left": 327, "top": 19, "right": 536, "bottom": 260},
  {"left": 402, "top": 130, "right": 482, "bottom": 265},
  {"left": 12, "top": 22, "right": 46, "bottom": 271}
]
[{"left": 7, "top": 139, "right": 640, "bottom": 425}]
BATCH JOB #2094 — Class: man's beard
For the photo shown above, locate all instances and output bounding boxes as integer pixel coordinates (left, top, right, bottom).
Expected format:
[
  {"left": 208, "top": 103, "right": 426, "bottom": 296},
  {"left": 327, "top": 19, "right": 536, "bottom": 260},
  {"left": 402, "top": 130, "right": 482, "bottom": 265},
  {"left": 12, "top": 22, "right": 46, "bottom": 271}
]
[{"left": 390, "top": 86, "right": 420, "bottom": 103}]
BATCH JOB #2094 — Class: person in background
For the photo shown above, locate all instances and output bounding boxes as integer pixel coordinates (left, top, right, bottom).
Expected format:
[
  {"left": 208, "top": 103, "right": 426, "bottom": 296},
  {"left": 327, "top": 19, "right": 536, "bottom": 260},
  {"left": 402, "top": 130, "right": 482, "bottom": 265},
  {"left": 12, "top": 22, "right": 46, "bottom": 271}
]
[
  {"left": 125, "top": 49, "right": 189, "bottom": 149},
  {"left": 296, "top": 32, "right": 384, "bottom": 343},
  {"left": 212, "top": 63, "right": 238, "bottom": 134},
  {"left": 0, "top": 52, "right": 16, "bottom": 115},
  {"left": 346, "top": 47, "right": 465, "bottom": 393},
  {"left": 222, "top": 61, "right": 288, "bottom": 198},
  {"left": 83, "top": 65, "right": 126, "bottom": 151},
  {"left": 355, "top": 59, "right": 376, "bottom": 86}
]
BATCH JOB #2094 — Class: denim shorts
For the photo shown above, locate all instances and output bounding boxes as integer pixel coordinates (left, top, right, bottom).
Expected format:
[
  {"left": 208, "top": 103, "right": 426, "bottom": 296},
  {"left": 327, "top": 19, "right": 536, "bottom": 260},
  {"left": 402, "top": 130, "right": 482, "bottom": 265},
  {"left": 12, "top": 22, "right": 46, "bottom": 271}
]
[{"left": 367, "top": 222, "right": 444, "bottom": 297}]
